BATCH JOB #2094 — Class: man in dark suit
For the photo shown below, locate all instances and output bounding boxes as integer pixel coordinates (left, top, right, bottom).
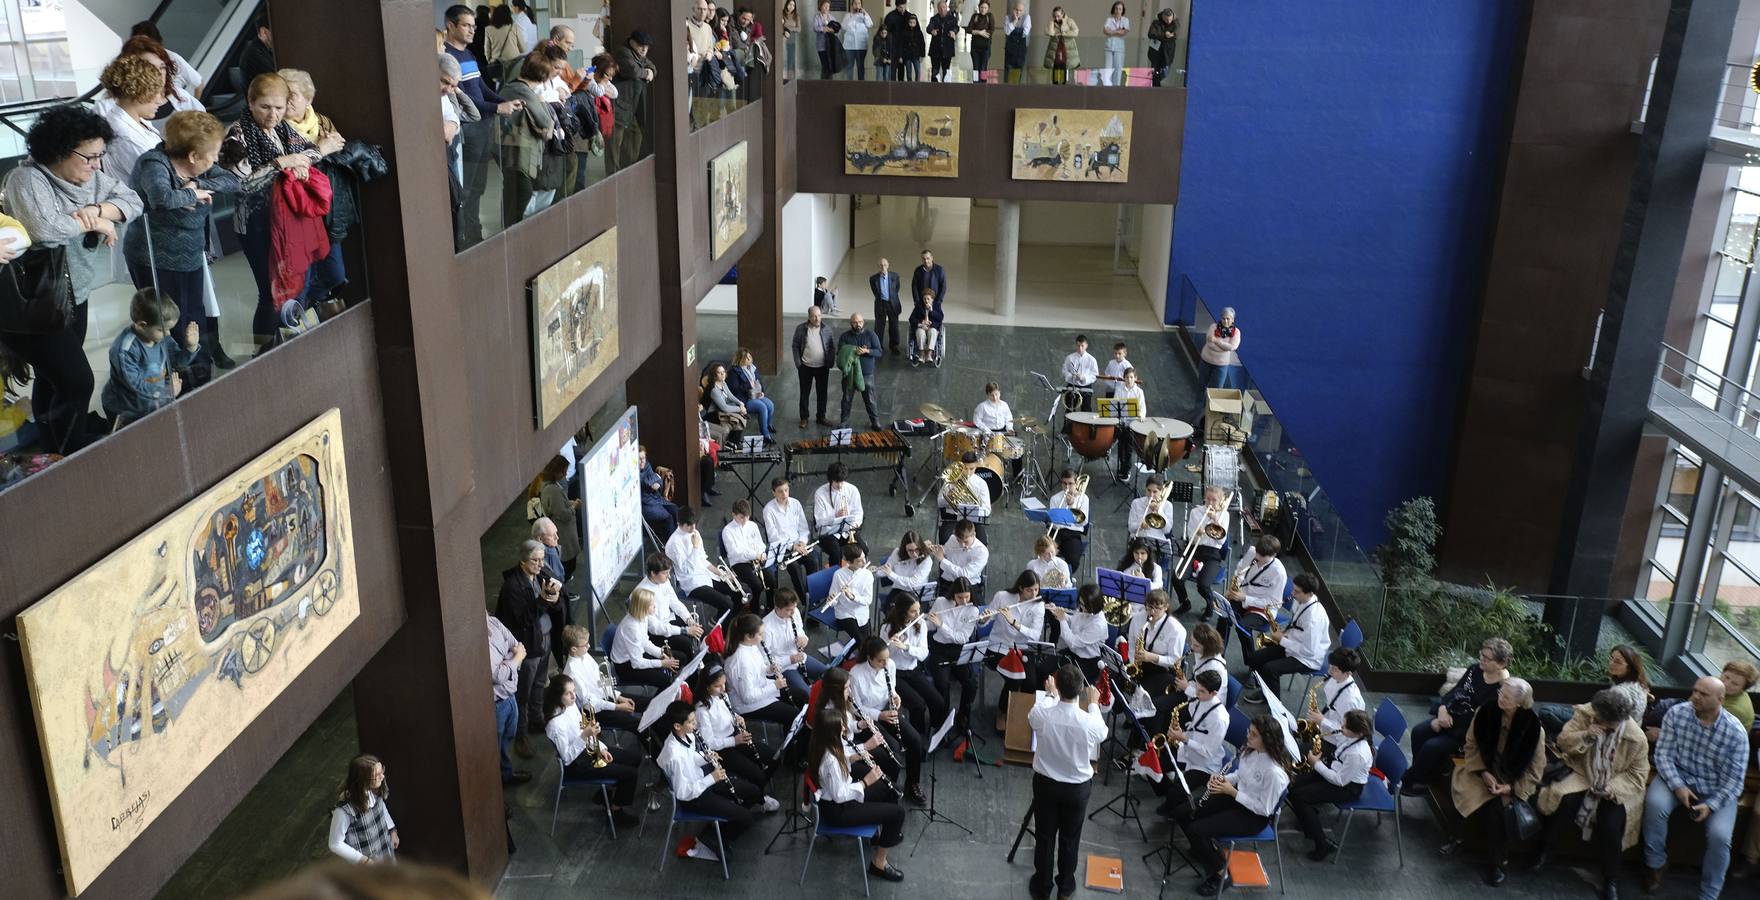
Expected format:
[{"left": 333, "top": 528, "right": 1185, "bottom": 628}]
[
  {"left": 911, "top": 248, "right": 947, "bottom": 319},
  {"left": 869, "top": 257, "right": 902, "bottom": 354}
]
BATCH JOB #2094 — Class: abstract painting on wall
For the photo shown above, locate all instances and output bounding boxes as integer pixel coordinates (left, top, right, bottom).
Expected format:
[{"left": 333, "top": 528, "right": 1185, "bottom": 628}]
[
  {"left": 17, "top": 409, "right": 359, "bottom": 895},
  {"left": 844, "top": 104, "right": 960, "bottom": 178},
  {"left": 709, "top": 141, "right": 749, "bottom": 260},
  {"left": 1010, "top": 108, "right": 1133, "bottom": 182},
  {"left": 530, "top": 227, "right": 620, "bottom": 428}
]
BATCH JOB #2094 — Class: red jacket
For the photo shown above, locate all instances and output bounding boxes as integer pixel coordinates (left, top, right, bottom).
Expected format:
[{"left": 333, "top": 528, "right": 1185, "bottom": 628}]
[{"left": 270, "top": 167, "right": 333, "bottom": 310}]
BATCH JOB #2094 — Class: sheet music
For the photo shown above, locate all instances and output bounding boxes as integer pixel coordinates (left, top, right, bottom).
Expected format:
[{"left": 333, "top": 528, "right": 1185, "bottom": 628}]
[{"left": 1020, "top": 496, "right": 1047, "bottom": 511}]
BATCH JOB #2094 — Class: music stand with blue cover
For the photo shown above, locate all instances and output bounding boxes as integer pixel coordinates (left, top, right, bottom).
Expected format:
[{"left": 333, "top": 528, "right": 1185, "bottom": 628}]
[
  {"left": 1025, "top": 506, "right": 1078, "bottom": 532},
  {"left": 1041, "top": 587, "right": 1078, "bottom": 609},
  {"left": 1097, "top": 566, "right": 1153, "bottom": 606}
]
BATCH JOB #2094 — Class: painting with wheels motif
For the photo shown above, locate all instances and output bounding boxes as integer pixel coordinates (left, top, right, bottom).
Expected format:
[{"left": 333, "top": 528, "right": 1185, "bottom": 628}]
[
  {"left": 530, "top": 226, "right": 620, "bottom": 428},
  {"left": 16, "top": 409, "right": 359, "bottom": 895},
  {"left": 1010, "top": 108, "right": 1133, "bottom": 182},
  {"left": 709, "top": 142, "right": 749, "bottom": 260},
  {"left": 844, "top": 104, "right": 960, "bottom": 178}
]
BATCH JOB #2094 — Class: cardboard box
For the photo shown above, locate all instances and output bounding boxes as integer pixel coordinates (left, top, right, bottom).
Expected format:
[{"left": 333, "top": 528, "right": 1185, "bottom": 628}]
[
  {"left": 1002, "top": 690, "right": 1038, "bottom": 766},
  {"left": 1205, "top": 388, "right": 1256, "bottom": 446}
]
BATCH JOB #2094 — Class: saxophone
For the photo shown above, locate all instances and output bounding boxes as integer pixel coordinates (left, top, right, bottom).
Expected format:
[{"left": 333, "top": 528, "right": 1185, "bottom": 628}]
[
  {"left": 1292, "top": 680, "right": 1325, "bottom": 773},
  {"left": 1124, "top": 619, "right": 1149, "bottom": 681}
]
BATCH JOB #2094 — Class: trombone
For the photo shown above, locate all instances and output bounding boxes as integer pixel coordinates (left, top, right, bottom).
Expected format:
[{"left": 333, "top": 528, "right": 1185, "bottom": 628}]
[
  {"left": 1046, "top": 474, "right": 1089, "bottom": 540},
  {"left": 1174, "top": 490, "right": 1234, "bottom": 575}
]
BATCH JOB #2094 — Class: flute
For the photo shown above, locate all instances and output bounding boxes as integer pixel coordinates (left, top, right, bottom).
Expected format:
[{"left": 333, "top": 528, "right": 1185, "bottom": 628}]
[{"left": 887, "top": 612, "right": 928, "bottom": 648}]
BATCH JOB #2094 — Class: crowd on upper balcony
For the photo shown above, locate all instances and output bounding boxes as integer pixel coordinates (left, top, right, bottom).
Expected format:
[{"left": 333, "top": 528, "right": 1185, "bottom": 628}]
[{"left": 0, "top": 15, "right": 383, "bottom": 472}]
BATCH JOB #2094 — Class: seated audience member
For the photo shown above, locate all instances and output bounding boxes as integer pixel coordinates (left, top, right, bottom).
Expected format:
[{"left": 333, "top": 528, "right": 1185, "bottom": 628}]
[
  {"left": 1641, "top": 676, "right": 1747, "bottom": 900},
  {"left": 1441, "top": 678, "right": 1546, "bottom": 887},
  {"left": 1537, "top": 643, "right": 1651, "bottom": 735},
  {"left": 1401, "top": 637, "right": 1512, "bottom": 796},
  {"left": 1535, "top": 688, "right": 1649, "bottom": 900},
  {"left": 1719, "top": 659, "right": 1756, "bottom": 731}
]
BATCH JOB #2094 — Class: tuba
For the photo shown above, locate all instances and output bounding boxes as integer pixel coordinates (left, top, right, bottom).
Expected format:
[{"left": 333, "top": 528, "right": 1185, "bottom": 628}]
[{"left": 940, "top": 462, "right": 983, "bottom": 508}]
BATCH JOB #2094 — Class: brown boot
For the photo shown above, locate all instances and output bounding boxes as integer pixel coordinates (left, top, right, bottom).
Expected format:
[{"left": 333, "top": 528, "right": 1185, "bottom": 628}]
[{"left": 1641, "top": 868, "right": 1662, "bottom": 894}]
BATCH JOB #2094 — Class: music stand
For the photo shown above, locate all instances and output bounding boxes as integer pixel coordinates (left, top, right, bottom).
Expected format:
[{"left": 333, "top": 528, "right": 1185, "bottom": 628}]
[
  {"left": 953, "top": 638, "right": 995, "bottom": 770},
  {"left": 1096, "top": 397, "right": 1141, "bottom": 420},
  {"left": 1040, "top": 587, "right": 1078, "bottom": 609},
  {"left": 763, "top": 701, "right": 817, "bottom": 853},
  {"left": 1024, "top": 506, "right": 1076, "bottom": 534},
  {"left": 908, "top": 707, "right": 975, "bottom": 855},
  {"left": 1086, "top": 690, "right": 1152, "bottom": 842},
  {"left": 1097, "top": 567, "right": 1153, "bottom": 605}
]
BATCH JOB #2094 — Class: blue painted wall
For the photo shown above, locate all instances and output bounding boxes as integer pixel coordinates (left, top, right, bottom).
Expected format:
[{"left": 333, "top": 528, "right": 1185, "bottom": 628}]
[{"left": 1167, "top": 0, "right": 1522, "bottom": 549}]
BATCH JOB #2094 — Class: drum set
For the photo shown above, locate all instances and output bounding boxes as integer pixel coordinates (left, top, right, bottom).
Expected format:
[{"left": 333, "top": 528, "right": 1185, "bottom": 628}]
[{"left": 908, "top": 401, "right": 1050, "bottom": 511}]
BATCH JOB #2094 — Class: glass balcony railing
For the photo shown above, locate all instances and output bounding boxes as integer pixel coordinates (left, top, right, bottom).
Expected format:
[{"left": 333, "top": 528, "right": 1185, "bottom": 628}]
[{"left": 784, "top": 28, "right": 1187, "bottom": 87}]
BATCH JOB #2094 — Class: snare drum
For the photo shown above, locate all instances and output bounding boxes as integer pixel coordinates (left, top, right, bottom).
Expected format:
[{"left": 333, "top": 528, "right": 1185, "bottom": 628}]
[
  {"left": 944, "top": 426, "right": 982, "bottom": 461},
  {"left": 1130, "top": 417, "right": 1194, "bottom": 470},
  {"left": 1065, "top": 411, "right": 1119, "bottom": 460},
  {"left": 988, "top": 433, "right": 1026, "bottom": 460}
]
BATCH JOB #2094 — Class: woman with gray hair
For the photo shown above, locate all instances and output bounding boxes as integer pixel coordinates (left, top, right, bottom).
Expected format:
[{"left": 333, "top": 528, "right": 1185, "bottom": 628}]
[
  {"left": 1402, "top": 636, "right": 1514, "bottom": 796},
  {"left": 1444, "top": 677, "right": 1546, "bottom": 886},
  {"left": 494, "top": 537, "right": 571, "bottom": 755},
  {"left": 1536, "top": 688, "right": 1650, "bottom": 899}
]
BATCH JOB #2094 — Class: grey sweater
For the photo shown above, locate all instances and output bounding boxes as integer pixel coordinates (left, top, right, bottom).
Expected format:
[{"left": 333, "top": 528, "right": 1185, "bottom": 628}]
[
  {"left": 124, "top": 147, "right": 239, "bottom": 273},
  {"left": 1, "top": 161, "right": 143, "bottom": 303}
]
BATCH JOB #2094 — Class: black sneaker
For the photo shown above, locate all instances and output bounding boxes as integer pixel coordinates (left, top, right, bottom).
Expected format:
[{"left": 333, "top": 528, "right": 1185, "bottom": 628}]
[
  {"left": 869, "top": 862, "right": 905, "bottom": 882},
  {"left": 1307, "top": 839, "right": 1337, "bottom": 862},
  {"left": 1196, "top": 875, "right": 1223, "bottom": 897}
]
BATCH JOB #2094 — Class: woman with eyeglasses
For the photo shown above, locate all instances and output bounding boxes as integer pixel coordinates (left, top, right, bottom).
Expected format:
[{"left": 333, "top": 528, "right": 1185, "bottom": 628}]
[
  {"left": 1400, "top": 636, "right": 1514, "bottom": 798},
  {"left": 0, "top": 105, "right": 144, "bottom": 454}
]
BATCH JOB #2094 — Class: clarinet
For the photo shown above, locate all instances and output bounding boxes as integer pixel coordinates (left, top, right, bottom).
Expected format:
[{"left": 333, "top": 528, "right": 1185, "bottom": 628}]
[
  {"left": 853, "top": 739, "right": 898, "bottom": 797},
  {"left": 1195, "top": 746, "right": 1244, "bottom": 809},
  {"left": 882, "top": 665, "right": 902, "bottom": 738},
  {"left": 854, "top": 705, "right": 903, "bottom": 772}
]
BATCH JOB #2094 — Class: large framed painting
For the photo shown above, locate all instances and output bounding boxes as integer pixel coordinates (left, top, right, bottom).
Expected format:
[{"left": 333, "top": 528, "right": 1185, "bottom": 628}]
[
  {"left": 844, "top": 104, "right": 960, "bottom": 178},
  {"left": 709, "top": 141, "right": 749, "bottom": 260},
  {"left": 1010, "top": 108, "right": 1133, "bottom": 182},
  {"left": 529, "top": 227, "right": 620, "bottom": 428},
  {"left": 17, "top": 409, "right": 359, "bottom": 895}
]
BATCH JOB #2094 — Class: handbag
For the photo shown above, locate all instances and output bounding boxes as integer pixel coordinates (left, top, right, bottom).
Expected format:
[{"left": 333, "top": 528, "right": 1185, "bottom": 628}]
[
  {"left": 0, "top": 244, "right": 73, "bottom": 334},
  {"left": 1503, "top": 798, "right": 1541, "bottom": 842}
]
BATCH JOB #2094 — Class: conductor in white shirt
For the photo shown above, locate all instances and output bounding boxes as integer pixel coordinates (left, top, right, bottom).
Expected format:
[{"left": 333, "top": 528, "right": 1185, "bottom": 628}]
[{"left": 1026, "top": 664, "right": 1108, "bottom": 900}]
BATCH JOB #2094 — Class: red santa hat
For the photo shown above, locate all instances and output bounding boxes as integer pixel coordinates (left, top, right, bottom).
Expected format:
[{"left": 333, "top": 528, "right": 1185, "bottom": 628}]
[
  {"left": 1133, "top": 746, "right": 1164, "bottom": 783},
  {"left": 997, "top": 647, "right": 1027, "bottom": 681}
]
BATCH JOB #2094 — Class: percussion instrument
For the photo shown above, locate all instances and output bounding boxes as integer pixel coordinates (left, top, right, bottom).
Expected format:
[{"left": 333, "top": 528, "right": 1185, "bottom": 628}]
[
  {"left": 975, "top": 467, "right": 1005, "bottom": 503},
  {"left": 1202, "top": 444, "right": 1241, "bottom": 492},
  {"left": 1012, "top": 415, "right": 1043, "bottom": 428},
  {"left": 1065, "top": 411, "right": 1119, "bottom": 460},
  {"left": 1130, "top": 417, "right": 1193, "bottom": 470},
  {"left": 919, "top": 402, "right": 954, "bottom": 425},
  {"left": 987, "top": 433, "right": 1026, "bottom": 460},
  {"left": 944, "top": 426, "right": 984, "bottom": 461}
]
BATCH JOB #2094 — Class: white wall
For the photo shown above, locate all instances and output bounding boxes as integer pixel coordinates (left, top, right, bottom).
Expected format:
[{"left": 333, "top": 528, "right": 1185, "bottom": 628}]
[
  {"left": 1019, "top": 201, "right": 1122, "bottom": 247},
  {"left": 1137, "top": 204, "right": 1172, "bottom": 324},
  {"left": 780, "top": 192, "right": 852, "bottom": 314}
]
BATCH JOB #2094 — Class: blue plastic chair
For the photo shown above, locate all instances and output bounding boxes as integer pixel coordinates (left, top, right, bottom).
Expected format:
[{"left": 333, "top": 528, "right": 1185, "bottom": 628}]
[
  {"left": 1214, "top": 789, "right": 1288, "bottom": 894},
  {"left": 1331, "top": 739, "right": 1408, "bottom": 867},
  {"left": 599, "top": 624, "right": 618, "bottom": 657},
  {"left": 798, "top": 790, "right": 882, "bottom": 897},
  {"left": 805, "top": 566, "right": 838, "bottom": 630},
  {"left": 656, "top": 781, "right": 731, "bottom": 880},
  {"left": 1338, "top": 619, "right": 1364, "bottom": 651},
  {"left": 1372, "top": 697, "right": 1407, "bottom": 748},
  {"left": 1222, "top": 712, "right": 1249, "bottom": 749},
  {"left": 550, "top": 745, "right": 619, "bottom": 838},
  {"left": 1224, "top": 673, "right": 1244, "bottom": 714}
]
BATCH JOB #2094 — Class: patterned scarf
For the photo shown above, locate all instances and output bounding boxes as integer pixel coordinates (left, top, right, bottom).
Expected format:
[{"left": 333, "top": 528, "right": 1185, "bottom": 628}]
[{"left": 1575, "top": 718, "right": 1624, "bottom": 840}]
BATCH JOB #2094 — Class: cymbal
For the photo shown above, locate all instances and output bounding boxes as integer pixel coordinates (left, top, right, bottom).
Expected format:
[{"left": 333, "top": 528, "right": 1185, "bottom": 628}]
[
  {"left": 919, "top": 402, "right": 953, "bottom": 424},
  {"left": 1025, "top": 424, "right": 1050, "bottom": 436},
  {"left": 1012, "top": 415, "right": 1042, "bottom": 427}
]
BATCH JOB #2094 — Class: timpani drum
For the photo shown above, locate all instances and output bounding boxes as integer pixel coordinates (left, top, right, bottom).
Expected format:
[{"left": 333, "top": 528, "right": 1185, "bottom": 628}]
[
  {"left": 944, "top": 426, "right": 983, "bottom": 461},
  {"left": 1130, "top": 417, "right": 1194, "bottom": 470},
  {"left": 987, "top": 433, "right": 1026, "bottom": 460},
  {"left": 1065, "top": 411, "right": 1119, "bottom": 460}
]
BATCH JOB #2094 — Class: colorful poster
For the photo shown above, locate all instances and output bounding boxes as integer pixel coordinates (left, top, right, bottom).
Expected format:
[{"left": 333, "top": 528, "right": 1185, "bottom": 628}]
[
  {"left": 579, "top": 406, "right": 643, "bottom": 602},
  {"left": 709, "top": 142, "right": 749, "bottom": 260}
]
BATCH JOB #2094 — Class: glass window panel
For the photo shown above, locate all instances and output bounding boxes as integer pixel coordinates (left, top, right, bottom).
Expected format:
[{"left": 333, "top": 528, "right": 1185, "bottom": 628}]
[
  {"left": 24, "top": 39, "right": 74, "bottom": 99},
  {"left": 1695, "top": 316, "right": 1734, "bottom": 396},
  {"left": 1664, "top": 449, "right": 1701, "bottom": 518},
  {"left": 1713, "top": 254, "right": 1746, "bottom": 303},
  {"left": 19, "top": 0, "right": 64, "bottom": 38},
  {"left": 1703, "top": 612, "right": 1760, "bottom": 674}
]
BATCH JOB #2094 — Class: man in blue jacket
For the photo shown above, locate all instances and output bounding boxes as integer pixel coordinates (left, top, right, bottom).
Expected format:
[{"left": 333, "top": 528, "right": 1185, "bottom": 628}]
[
  {"left": 837, "top": 313, "right": 883, "bottom": 430},
  {"left": 870, "top": 256, "right": 902, "bottom": 354}
]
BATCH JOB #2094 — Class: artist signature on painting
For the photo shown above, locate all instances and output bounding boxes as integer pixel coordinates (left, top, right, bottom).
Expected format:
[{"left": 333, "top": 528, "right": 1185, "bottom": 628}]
[{"left": 110, "top": 791, "right": 150, "bottom": 831}]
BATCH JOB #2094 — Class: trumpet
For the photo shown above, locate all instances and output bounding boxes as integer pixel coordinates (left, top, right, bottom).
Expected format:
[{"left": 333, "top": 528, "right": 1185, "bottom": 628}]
[
  {"left": 780, "top": 542, "right": 815, "bottom": 568},
  {"left": 716, "top": 556, "right": 750, "bottom": 604},
  {"left": 580, "top": 709, "right": 610, "bottom": 768}
]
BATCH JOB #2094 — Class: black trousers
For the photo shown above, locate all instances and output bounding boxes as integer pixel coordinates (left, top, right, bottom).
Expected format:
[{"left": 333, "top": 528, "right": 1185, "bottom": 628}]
[
  {"left": 1156, "top": 767, "right": 1211, "bottom": 821},
  {"left": 817, "top": 531, "right": 867, "bottom": 563},
  {"left": 614, "top": 660, "right": 673, "bottom": 690},
  {"left": 971, "top": 45, "right": 991, "bottom": 79},
  {"left": 718, "top": 741, "right": 772, "bottom": 787},
  {"left": 743, "top": 698, "right": 800, "bottom": 727},
  {"left": 1031, "top": 773, "right": 1094, "bottom": 896},
  {"left": 1055, "top": 530, "right": 1087, "bottom": 573},
  {"left": 1068, "top": 653, "right": 1101, "bottom": 685},
  {"left": 818, "top": 48, "right": 835, "bottom": 79},
  {"left": 1467, "top": 800, "right": 1515, "bottom": 866},
  {"left": 931, "top": 53, "right": 952, "bottom": 81},
  {"left": 1405, "top": 718, "right": 1467, "bottom": 787},
  {"left": 1242, "top": 644, "right": 1311, "bottom": 696},
  {"left": 596, "top": 707, "right": 643, "bottom": 734},
  {"left": 929, "top": 639, "right": 979, "bottom": 731},
  {"left": 564, "top": 743, "right": 641, "bottom": 806},
  {"left": 1288, "top": 771, "right": 1363, "bottom": 844},
  {"left": 1, "top": 301, "right": 92, "bottom": 453},
  {"left": 687, "top": 584, "right": 736, "bottom": 619},
  {"left": 680, "top": 778, "right": 760, "bottom": 854},
  {"left": 517, "top": 654, "right": 548, "bottom": 735},
  {"left": 822, "top": 793, "right": 907, "bottom": 847},
  {"left": 897, "top": 665, "right": 948, "bottom": 739},
  {"left": 797, "top": 365, "right": 830, "bottom": 420},
  {"left": 1171, "top": 545, "right": 1223, "bottom": 612},
  {"left": 1182, "top": 795, "right": 1270, "bottom": 876},
  {"left": 840, "top": 380, "right": 880, "bottom": 426},
  {"left": 874, "top": 301, "right": 901, "bottom": 349},
  {"left": 882, "top": 715, "right": 926, "bottom": 787},
  {"left": 1545, "top": 791, "right": 1626, "bottom": 880},
  {"left": 834, "top": 616, "right": 868, "bottom": 643}
]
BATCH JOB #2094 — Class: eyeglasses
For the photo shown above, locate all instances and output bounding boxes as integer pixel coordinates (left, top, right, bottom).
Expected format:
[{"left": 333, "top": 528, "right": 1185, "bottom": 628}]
[{"left": 71, "top": 148, "right": 106, "bottom": 164}]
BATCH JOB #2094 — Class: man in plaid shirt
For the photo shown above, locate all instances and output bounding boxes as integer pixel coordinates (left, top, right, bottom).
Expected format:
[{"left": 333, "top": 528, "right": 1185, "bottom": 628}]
[{"left": 1642, "top": 676, "right": 1747, "bottom": 899}]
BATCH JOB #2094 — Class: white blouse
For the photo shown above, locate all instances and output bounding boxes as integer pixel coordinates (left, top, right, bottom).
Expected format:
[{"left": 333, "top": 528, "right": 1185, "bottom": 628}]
[
  {"left": 563, "top": 653, "right": 618, "bottom": 712},
  {"left": 848, "top": 658, "right": 898, "bottom": 720},
  {"left": 1027, "top": 555, "right": 1071, "bottom": 590},
  {"left": 880, "top": 618, "right": 930, "bottom": 670},
  {"left": 973, "top": 398, "right": 1013, "bottom": 432},
  {"left": 1229, "top": 751, "right": 1291, "bottom": 817},
  {"left": 814, "top": 482, "right": 865, "bottom": 534},
  {"left": 1049, "top": 488, "right": 1090, "bottom": 533},
  {"left": 929, "top": 598, "right": 982, "bottom": 646},
  {"left": 696, "top": 694, "right": 740, "bottom": 751},
  {"left": 764, "top": 497, "right": 812, "bottom": 547},
  {"left": 1059, "top": 610, "right": 1108, "bottom": 657},
  {"left": 762, "top": 609, "right": 808, "bottom": 671},
  {"left": 884, "top": 549, "right": 936, "bottom": 593},
  {"left": 612, "top": 614, "right": 664, "bottom": 667},
  {"left": 546, "top": 708, "right": 592, "bottom": 766},
  {"left": 818, "top": 750, "right": 867, "bottom": 803},
  {"left": 985, "top": 591, "right": 1045, "bottom": 652},
  {"left": 727, "top": 642, "right": 783, "bottom": 713}
]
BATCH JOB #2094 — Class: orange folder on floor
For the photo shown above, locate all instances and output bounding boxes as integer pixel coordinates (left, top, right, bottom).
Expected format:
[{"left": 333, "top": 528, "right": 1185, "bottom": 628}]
[
  {"left": 1085, "top": 854, "right": 1124, "bottom": 893},
  {"left": 1226, "top": 848, "right": 1270, "bottom": 888}
]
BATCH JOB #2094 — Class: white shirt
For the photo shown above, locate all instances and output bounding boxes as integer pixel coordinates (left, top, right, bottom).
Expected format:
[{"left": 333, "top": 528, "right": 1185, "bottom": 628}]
[
  {"left": 1187, "top": 655, "right": 1230, "bottom": 705},
  {"left": 328, "top": 794, "right": 395, "bottom": 863},
  {"left": 726, "top": 642, "right": 783, "bottom": 713},
  {"left": 564, "top": 653, "right": 618, "bottom": 713},
  {"left": 818, "top": 752, "right": 867, "bottom": 803},
  {"left": 1059, "top": 610, "right": 1108, "bottom": 658},
  {"left": 722, "top": 518, "right": 768, "bottom": 566},
  {"left": 612, "top": 614, "right": 664, "bottom": 667},
  {"left": 1315, "top": 736, "right": 1372, "bottom": 788},
  {"left": 1229, "top": 751, "right": 1291, "bottom": 817},
  {"left": 762, "top": 608, "right": 808, "bottom": 670},
  {"left": 880, "top": 618, "right": 930, "bottom": 671},
  {"left": 1233, "top": 554, "right": 1288, "bottom": 614},
  {"left": 814, "top": 482, "right": 864, "bottom": 535},
  {"left": 1110, "top": 384, "right": 1146, "bottom": 416},
  {"left": 829, "top": 565, "right": 875, "bottom": 624},
  {"left": 938, "top": 538, "right": 989, "bottom": 583},
  {"left": 940, "top": 470, "right": 992, "bottom": 518},
  {"left": 841, "top": 10, "right": 873, "bottom": 48},
  {"left": 546, "top": 708, "right": 592, "bottom": 766},
  {"left": 639, "top": 577, "right": 692, "bottom": 629},
  {"left": 1178, "top": 698, "right": 1230, "bottom": 775},
  {"left": 696, "top": 694, "right": 740, "bottom": 751},
  {"left": 1129, "top": 496, "right": 1178, "bottom": 546},
  {"left": 764, "top": 497, "right": 812, "bottom": 549},
  {"left": 1280, "top": 598, "right": 1332, "bottom": 670},
  {"left": 167, "top": 49, "right": 202, "bottom": 96},
  {"left": 98, "top": 101, "right": 161, "bottom": 185},
  {"left": 973, "top": 399, "right": 1013, "bottom": 432},
  {"left": 658, "top": 733, "right": 717, "bottom": 801},
  {"left": 929, "top": 599, "right": 982, "bottom": 646},
  {"left": 1102, "top": 356, "right": 1132, "bottom": 396},
  {"left": 516, "top": 14, "right": 539, "bottom": 52},
  {"left": 1061, "top": 350, "right": 1099, "bottom": 387},
  {"left": 1027, "top": 555, "right": 1071, "bottom": 589},
  {"left": 1317, "top": 677, "right": 1365, "bottom": 747},
  {"left": 1184, "top": 504, "right": 1230, "bottom": 550},
  {"left": 883, "top": 549, "right": 936, "bottom": 593},
  {"left": 986, "top": 591, "right": 1045, "bottom": 652},
  {"left": 665, "top": 529, "right": 717, "bottom": 593},
  {"left": 1122, "top": 559, "right": 1164, "bottom": 588},
  {"left": 1049, "top": 488, "right": 1090, "bottom": 533},
  {"left": 1028, "top": 694, "right": 1108, "bottom": 783},
  {"left": 1128, "top": 608, "right": 1186, "bottom": 669},
  {"left": 849, "top": 659, "right": 898, "bottom": 719}
]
